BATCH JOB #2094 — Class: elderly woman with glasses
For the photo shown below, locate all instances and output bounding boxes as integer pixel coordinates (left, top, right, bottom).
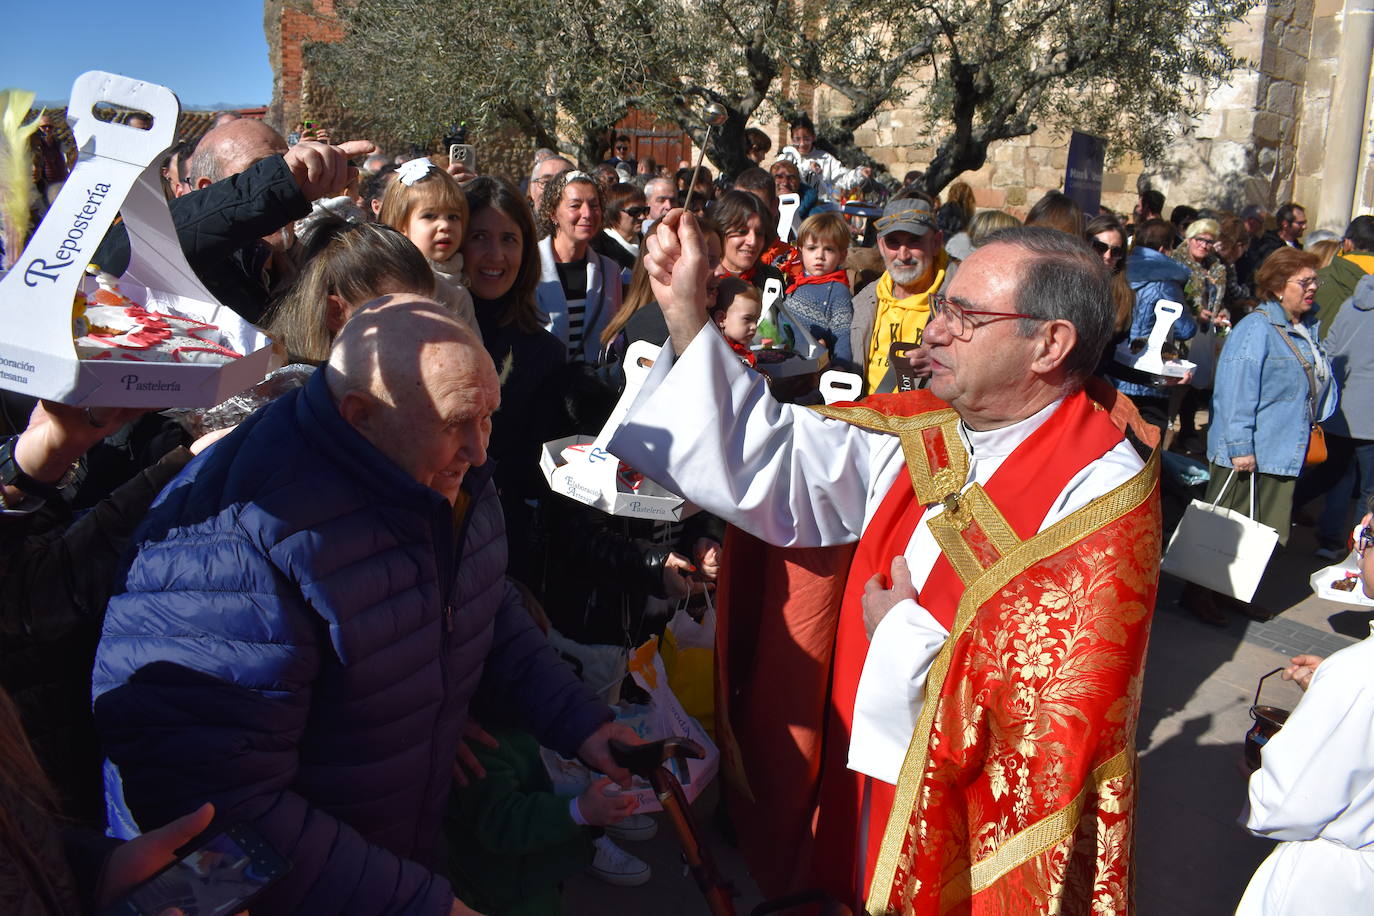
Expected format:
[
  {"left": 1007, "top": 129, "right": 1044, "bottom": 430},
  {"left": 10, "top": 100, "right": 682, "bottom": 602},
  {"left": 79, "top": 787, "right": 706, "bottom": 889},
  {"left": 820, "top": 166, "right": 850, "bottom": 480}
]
[
  {"left": 1172, "top": 219, "right": 1232, "bottom": 325},
  {"left": 1172, "top": 218, "right": 1235, "bottom": 452},
  {"left": 1235, "top": 499, "right": 1374, "bottom": 915},
  {"left": 1184, "top": 247, "right": 1337, "bottom": 624}
]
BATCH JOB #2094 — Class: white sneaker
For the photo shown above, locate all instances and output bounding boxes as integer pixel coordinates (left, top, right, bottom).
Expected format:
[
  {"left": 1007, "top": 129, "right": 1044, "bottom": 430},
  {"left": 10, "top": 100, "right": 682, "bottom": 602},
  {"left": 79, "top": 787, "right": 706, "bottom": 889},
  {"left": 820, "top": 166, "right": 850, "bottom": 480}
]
[
  {"left": 589, "top": 835, "right": 651, "bottom": 886},
  {"left": 605, "top": 813, "right": 658, "bottom": 843}
]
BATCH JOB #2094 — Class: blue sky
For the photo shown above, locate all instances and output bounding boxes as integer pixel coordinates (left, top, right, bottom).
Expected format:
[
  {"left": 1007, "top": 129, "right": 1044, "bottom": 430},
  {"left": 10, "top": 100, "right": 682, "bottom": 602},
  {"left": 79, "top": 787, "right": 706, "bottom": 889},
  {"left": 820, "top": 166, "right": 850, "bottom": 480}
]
[{"left": 1, "top": 0, "right": 274, "bottom": 108}]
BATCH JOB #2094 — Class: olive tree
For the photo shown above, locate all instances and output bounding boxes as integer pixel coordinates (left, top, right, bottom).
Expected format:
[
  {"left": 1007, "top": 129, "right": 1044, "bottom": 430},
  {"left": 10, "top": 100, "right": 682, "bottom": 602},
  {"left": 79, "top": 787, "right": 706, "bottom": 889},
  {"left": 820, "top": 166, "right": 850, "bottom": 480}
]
[
  {"left": 308, "top": 0, "right": 662, "bottom": 166},
  {"left": 778, "top": 0, "right": 1255, "bottom": 194},
  {"left": 310, "top": 0, "right": 1253, "bottom": 191}
]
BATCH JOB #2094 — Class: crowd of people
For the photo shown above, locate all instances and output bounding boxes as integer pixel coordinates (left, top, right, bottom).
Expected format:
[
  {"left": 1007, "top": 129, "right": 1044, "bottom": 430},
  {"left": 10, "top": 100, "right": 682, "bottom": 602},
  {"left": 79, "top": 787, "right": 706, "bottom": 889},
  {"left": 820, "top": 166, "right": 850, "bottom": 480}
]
[{"left": 3, "top": 105, "right": 1372, "bottom": 915}]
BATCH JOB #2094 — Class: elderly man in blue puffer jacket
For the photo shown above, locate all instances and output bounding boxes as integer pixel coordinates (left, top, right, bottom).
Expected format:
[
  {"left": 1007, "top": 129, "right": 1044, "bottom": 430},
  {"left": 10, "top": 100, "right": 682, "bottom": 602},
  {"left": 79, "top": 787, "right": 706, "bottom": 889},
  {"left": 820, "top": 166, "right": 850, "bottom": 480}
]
[{"left": 93, "top": 300, "right": 624, "bottom": 915}]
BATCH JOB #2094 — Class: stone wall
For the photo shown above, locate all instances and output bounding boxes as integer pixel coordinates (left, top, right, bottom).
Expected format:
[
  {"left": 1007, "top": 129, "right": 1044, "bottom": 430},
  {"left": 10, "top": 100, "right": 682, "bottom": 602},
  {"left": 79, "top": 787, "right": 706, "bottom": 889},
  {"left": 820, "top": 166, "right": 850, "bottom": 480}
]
[{"left": 797, "top": 0, "right": 1373, "bottom": 230}]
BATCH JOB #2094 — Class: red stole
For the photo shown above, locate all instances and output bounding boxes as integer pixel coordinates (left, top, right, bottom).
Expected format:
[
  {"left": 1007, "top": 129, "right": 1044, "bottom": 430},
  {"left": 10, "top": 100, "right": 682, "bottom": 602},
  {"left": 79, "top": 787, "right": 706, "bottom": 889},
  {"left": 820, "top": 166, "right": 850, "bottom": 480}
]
[{"left": 810, "top": 390, "right": 1128, "bottom": 904}]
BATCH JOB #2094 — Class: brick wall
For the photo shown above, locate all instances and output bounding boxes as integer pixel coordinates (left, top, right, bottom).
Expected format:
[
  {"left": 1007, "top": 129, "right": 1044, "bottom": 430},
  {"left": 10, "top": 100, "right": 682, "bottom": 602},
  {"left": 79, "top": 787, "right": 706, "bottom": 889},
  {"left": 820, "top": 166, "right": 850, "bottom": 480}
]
[{"left": 266, "top": 0, "right": 344, "bottom": 135}]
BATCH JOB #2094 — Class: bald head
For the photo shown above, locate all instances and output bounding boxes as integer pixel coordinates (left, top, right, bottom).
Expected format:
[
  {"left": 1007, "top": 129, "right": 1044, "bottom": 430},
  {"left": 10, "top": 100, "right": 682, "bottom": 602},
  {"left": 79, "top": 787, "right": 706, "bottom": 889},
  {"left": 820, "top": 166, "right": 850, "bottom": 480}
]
[
  {"left": 328, "top": 296, "right": 500, "bottom": 502},
  {"left": 326, "top": 295, "right": 488, "bottom": 402},
  {"left": 189, "top": 119, "right": 289, "bottom": 188}
]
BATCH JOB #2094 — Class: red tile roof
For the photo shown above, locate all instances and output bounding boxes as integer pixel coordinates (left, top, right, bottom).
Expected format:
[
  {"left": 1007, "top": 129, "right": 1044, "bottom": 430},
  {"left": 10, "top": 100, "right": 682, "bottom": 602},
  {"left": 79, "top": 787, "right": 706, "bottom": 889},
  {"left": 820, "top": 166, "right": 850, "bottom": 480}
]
[{"left": 27, "top": 106, "right": 266, "bottom": 152}]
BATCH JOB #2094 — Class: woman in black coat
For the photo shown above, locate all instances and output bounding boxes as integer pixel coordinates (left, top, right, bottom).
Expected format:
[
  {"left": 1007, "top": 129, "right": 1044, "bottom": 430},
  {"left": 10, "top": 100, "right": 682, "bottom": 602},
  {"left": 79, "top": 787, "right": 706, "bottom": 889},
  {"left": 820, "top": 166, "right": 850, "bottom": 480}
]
[{"left": 460, "top": 177, "right": 568, "bottom": 583}]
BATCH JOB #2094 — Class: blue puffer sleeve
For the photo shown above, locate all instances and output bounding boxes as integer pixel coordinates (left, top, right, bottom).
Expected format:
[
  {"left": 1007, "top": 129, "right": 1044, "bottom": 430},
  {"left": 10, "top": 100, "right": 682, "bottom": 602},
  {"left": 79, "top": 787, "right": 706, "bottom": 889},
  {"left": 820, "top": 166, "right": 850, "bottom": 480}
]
[
  {"left": 94, "top": 527, "right": 453, "bottom": 916},
  {"left": 475, "top": 578, "right": 613, "bottom": 758}
]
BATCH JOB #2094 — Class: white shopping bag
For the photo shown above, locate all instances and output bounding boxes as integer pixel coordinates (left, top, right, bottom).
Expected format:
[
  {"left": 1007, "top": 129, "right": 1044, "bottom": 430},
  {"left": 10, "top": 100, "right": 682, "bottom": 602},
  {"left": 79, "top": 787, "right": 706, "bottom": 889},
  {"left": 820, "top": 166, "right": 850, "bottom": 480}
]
[
  {"left": 754, "top": 278, "right": 829, "bottom": 381},
  {"left": 0, "top": 71, "right": 275, "bottom": 407},
  {"left": 776, "top": 193, "right": 801, "bottom": 242},
  {"left": 1161, "top": 469, "right": 1278, "bottom": 602},
  {"left": 540, "top": 637, "right": 718, "bottom": 813},
  {"left": 1114, "top": 299, "right": 1196, "bottom": 380}
]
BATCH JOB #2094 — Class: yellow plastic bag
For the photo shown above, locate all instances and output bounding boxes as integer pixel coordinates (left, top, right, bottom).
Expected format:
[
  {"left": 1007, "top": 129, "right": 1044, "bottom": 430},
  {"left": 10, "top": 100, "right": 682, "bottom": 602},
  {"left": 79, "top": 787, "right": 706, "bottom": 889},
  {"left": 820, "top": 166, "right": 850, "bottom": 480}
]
[{"left": 659, "top": 594, "right": 716, "bottom": 737}]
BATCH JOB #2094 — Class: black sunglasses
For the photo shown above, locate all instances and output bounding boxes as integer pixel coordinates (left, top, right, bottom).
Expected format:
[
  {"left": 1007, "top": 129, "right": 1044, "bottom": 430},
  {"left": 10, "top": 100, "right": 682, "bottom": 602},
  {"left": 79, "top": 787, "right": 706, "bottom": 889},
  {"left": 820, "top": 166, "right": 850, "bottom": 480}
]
[
  {"left": 1090, "top": 238, "right": 1125, "bottom": 258},
  {"left": 623, "top": 205, "right": 650, "bottom": 218}
]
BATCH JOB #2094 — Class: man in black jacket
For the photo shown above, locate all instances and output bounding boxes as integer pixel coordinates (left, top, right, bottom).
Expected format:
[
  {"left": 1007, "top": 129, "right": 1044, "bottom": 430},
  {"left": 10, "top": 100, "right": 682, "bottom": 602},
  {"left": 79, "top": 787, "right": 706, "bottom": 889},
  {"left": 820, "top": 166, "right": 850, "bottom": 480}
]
[
  {"left": 1237, "top": 202, "right": 1306, "bottom": 292},
  {"left": 94, "top": 121, "right": 374, "bottom": 325}
]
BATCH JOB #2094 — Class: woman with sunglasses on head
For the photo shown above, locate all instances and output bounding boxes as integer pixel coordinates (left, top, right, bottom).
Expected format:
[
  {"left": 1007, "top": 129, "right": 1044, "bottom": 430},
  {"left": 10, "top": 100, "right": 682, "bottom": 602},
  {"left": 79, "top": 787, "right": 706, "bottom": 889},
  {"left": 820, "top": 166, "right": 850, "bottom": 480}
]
[
  {"left": 1184, "top": 246, "right": 1337, "bottom": 625},
  {"left": 1236, "top": 501, "right": 1374, "bottom": 915}
]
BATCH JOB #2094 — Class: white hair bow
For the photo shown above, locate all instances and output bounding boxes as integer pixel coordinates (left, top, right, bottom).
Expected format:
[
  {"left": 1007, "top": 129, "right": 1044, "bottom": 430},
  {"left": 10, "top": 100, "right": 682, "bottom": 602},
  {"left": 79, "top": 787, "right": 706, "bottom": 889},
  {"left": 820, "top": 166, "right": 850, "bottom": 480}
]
[{"left": 397, "top": 158, "right": 437, "bottom": 186}]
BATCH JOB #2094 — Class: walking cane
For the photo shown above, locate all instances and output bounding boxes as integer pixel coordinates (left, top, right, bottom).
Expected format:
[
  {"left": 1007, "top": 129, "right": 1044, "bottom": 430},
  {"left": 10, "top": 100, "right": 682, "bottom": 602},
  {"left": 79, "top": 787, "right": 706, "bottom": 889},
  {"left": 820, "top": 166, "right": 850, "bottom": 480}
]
[{"left": 611, "top": 737, "right": 735, "bottom": 914}]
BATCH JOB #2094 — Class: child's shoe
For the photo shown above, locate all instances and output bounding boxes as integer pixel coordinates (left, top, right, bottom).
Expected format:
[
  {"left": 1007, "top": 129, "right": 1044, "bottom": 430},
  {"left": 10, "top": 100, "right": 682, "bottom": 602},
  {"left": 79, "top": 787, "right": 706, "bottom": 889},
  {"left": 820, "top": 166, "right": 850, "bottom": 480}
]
[{"left": 589, "top": 835, "right": 651, "bottom": 886}]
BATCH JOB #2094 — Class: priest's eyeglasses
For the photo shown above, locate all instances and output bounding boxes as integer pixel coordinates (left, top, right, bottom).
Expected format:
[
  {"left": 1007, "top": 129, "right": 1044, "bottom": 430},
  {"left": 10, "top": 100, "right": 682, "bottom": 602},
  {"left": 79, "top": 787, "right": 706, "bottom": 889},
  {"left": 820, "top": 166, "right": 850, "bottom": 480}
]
[{"left": 930, "top": 294, "right": 1049, "bottom": 339}]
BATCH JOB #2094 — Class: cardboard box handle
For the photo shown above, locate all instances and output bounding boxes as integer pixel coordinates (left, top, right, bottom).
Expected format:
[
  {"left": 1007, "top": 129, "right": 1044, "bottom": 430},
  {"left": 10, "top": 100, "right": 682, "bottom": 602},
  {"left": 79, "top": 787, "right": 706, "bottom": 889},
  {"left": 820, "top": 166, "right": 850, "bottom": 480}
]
[{"left": 70, "top": 71, "right": 176, "bottom": 165}]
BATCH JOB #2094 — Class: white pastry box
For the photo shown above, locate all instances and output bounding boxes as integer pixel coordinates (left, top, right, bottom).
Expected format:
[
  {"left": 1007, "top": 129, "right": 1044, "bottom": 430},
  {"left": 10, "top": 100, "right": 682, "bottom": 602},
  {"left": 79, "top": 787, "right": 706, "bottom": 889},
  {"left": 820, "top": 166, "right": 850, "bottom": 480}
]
[
  {"left": 1113, "top": 299, "right": 1196, "bottom": 380},
  {"left": 541, "top": 340, "right": 692, "bottom": 521},
  {"left": 753, "top": 277, "right": 829, "bottom": 383},
  {"left": 0, "top": 71, "right": 275, "bottom": 407},
  {"left": 540, "top": 639, "right": 718, "bottom": 813}
]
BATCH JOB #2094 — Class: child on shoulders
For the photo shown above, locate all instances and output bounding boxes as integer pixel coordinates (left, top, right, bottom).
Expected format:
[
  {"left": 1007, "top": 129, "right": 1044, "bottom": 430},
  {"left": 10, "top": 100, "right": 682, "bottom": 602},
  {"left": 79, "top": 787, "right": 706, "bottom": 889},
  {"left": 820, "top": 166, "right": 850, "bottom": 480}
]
[{"left": 775, "top": 114, "right": 868, "bottom": 206}]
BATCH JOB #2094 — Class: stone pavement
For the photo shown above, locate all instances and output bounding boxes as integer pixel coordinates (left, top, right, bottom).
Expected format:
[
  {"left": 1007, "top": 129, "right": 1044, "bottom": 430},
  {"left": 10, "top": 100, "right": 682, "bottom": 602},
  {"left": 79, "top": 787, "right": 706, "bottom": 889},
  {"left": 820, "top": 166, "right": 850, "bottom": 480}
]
[
  {"left": 564, "top": 523, "right": 1372, "bottom": 916},
  {"left": 1135, "top": 520, "right": 1369, "bottom": 916}
]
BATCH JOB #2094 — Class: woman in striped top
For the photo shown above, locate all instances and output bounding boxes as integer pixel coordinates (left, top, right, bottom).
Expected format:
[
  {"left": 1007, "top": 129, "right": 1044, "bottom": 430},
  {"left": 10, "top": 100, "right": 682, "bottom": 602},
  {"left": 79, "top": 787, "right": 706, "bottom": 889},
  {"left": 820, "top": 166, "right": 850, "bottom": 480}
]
[{"left": 535, "top": 170, "right": 623, "bottom": 363}]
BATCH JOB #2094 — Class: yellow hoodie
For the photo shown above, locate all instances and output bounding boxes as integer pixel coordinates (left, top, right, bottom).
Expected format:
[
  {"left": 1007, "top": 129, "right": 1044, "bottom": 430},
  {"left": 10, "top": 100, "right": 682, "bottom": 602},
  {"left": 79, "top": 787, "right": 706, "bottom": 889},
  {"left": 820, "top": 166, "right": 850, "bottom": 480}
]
[{"left": 865, "top": 250, "right": 949, "bottom": 392}]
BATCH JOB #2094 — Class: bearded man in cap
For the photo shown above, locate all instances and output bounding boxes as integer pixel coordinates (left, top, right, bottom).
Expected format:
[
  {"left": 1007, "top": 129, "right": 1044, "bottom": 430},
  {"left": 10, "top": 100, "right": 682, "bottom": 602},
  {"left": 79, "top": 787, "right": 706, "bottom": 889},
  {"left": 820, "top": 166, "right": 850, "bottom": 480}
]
[{"left": 850, "top": 193, "right": 957, "bottom": 395}]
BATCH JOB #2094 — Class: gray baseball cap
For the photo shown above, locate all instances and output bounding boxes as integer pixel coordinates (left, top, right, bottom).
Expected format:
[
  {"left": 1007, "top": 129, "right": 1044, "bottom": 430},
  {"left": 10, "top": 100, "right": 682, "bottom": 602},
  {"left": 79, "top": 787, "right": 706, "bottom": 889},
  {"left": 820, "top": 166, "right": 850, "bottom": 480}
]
[{"left": 875, "top": 197, "right": 937, "bottom": 238}]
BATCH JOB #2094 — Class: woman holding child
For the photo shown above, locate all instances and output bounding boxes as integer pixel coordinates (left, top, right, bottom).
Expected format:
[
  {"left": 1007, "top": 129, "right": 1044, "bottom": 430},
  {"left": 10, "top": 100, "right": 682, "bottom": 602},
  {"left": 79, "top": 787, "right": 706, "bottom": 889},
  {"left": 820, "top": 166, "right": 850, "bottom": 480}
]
[{"left": 712, "top": 190, "right": 786, "bottom": 294}]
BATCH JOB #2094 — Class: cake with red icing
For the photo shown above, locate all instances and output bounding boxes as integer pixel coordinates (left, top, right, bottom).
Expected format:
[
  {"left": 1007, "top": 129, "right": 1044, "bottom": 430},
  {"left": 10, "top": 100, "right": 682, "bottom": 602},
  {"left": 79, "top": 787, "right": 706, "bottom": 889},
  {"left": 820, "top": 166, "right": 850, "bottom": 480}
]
[{"left": 73, "top": 275, "right": 242, "bottom": 364}]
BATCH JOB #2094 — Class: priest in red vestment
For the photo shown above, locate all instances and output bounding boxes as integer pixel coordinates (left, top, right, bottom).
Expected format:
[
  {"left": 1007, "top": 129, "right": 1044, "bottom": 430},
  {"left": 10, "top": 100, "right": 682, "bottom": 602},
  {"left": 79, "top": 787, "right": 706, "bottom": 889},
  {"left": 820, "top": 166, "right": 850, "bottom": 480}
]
[{"left": 609, "top": 212, "right": 1162, "bottom": 915}]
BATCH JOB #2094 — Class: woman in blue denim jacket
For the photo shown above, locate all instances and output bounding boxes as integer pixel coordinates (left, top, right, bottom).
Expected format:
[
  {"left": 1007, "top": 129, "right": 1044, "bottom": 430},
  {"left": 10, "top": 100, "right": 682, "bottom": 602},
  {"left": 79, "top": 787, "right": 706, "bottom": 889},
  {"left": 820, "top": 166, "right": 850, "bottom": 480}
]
[{"left": 1187, "top": 248, "right": 1336, "bottom": 624}]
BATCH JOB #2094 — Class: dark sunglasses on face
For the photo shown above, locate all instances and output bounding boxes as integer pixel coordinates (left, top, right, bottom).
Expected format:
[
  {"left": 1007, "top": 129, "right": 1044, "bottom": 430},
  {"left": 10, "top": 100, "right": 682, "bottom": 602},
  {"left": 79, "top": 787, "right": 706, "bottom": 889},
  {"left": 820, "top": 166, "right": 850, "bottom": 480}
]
[
  {"left": 623, "top": 206, "right": 650, "bottom": 218},
  {"left": 1090, "top": 238, "right": 1125, "bottom": 258},
  {"left": 1359, "top": 526, "right": 1373, "bottom": 553}
]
